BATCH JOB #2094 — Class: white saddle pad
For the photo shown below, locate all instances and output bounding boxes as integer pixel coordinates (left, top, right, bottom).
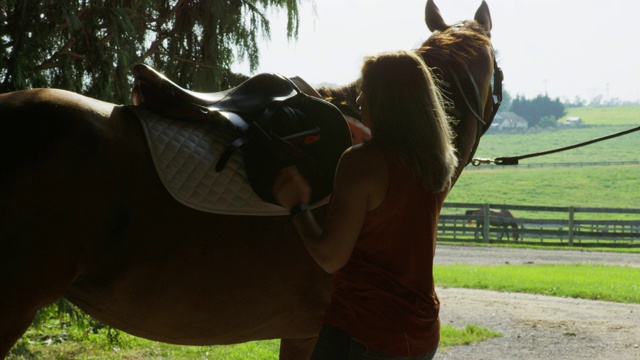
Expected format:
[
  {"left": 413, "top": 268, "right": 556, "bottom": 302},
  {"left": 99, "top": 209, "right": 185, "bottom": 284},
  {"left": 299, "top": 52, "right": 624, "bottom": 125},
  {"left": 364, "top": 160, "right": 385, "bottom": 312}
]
[{"left": 129, "top": 106, "right": 328, "bottom": 215}]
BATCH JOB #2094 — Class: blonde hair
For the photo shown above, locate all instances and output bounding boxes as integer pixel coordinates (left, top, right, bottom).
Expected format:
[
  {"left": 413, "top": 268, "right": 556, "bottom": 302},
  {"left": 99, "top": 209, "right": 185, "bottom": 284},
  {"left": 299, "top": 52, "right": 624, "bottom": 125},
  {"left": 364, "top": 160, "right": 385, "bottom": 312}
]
[{"left": 360, "top": 50, "right": 458, "bottom": 192}]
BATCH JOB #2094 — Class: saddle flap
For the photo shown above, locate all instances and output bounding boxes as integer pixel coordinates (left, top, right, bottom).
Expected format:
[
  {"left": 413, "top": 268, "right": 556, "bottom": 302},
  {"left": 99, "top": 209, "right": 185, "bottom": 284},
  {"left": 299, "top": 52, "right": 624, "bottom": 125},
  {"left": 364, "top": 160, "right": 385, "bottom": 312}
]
[
  {"left": 241, "top": 94, "right": 352, "bottom": 205},
  {"left": 217, "top": 111, "right": 248, "bottom": 131}
]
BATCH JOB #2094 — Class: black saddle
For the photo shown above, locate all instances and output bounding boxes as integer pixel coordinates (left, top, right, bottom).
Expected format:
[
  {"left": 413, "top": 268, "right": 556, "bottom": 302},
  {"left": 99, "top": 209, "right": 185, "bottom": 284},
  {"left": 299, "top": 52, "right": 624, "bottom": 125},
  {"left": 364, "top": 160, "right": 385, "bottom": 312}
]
[{"left": 131, "top": 63, "right": 352, "bottom": 205}]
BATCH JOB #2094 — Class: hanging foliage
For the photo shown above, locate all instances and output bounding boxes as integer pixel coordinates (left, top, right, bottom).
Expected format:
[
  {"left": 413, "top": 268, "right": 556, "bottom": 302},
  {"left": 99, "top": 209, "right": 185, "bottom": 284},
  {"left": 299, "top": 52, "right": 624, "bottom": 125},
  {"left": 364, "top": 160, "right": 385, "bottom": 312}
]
[{"left": 0, "top": 0, "right": 303, "bottom": 103}]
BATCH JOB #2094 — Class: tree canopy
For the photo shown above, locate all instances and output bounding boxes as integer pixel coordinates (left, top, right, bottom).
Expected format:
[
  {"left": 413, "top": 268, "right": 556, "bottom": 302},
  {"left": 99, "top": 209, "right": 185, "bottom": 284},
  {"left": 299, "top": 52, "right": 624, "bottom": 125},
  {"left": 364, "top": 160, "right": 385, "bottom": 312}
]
[
  {"left": 0, "top": 0, "right": 303, "bottom": 103},
  {"left": 511, "top": 94, "right": 566, "bottom": 128}
]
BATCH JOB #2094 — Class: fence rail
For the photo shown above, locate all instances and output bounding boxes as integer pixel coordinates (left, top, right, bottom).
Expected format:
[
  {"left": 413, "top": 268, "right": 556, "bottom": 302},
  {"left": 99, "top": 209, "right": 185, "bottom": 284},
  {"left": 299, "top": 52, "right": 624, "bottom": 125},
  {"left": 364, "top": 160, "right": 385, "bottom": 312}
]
[{"left": 438, "top": 203, "right": 640, "bottom": 246}]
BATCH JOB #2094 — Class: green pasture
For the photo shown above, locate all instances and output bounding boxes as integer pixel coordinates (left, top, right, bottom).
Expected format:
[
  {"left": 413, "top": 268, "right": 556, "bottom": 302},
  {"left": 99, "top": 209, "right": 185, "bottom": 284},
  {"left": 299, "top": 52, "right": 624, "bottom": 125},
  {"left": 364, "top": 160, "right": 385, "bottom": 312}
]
[
  {"left": 447, "top": 106, "right": 640, "bottom": 217},
  {"left": 472, "top": 125, "right": 640, "bottom": 164},
  {"left": 447, "top": 165, "right": 640, "bottom": 215},
  {"left": 563, "top": 105, "right": 640, "bottom": 125},
  {"left": 474, "top": 105, "right": 640, "bottom": 165}
]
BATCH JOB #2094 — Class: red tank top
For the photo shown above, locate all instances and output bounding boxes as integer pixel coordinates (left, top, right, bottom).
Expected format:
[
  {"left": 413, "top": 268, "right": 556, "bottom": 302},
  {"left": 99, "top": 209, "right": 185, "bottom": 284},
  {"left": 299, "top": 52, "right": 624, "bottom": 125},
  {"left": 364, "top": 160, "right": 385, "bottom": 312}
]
[{"left": 323, "top": 153, "right": 447, "bottom": 357}]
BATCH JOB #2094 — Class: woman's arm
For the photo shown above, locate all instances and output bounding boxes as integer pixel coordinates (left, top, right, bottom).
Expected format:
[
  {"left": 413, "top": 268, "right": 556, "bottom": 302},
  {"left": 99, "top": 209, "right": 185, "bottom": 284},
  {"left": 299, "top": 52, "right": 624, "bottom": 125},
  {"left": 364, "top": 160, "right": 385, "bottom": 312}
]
[{"left": 273, "top": 146, "right": 384, "bottom": 273}]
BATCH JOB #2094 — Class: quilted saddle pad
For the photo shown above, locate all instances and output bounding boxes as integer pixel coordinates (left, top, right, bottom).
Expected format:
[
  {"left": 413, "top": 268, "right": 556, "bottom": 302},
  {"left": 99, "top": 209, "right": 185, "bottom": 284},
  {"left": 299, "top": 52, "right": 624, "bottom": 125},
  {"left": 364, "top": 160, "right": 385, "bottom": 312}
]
[{"left": 129, "top": 106, "right": 329, "bottom": 215}]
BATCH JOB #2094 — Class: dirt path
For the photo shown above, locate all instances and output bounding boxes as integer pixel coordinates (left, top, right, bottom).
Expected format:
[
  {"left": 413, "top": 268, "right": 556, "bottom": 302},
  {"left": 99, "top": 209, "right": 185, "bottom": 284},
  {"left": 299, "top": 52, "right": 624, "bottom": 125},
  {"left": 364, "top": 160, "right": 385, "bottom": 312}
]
[{"left": 433, "top": 245, "right": 640, "bottom": 359}]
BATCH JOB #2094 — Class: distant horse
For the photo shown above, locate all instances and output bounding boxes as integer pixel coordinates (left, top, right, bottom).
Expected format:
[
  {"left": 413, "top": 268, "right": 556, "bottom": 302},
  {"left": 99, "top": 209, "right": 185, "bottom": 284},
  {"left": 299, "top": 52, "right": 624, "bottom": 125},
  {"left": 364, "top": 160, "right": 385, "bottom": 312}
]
[
  {"left": 466, "top": 208, "right": 520, "bottom": 241},
  {"left": 0, "top": 1, "right": 500, "bottom": 358}
]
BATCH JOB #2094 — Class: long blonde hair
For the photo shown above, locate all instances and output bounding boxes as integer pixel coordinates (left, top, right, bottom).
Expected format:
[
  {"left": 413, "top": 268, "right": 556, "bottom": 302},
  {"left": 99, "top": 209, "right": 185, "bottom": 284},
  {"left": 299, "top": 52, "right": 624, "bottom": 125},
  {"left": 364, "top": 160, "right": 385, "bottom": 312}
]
[{"left": 360, "top": 50, "right": 458, "bottom": 192}]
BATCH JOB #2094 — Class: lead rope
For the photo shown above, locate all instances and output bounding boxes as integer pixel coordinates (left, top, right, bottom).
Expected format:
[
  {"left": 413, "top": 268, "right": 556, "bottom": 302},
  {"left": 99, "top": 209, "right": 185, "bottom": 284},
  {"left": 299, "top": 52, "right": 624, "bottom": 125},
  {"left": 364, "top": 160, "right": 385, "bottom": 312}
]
[{"left": 471, "top": 124, "right": 640, "bottom": 166}]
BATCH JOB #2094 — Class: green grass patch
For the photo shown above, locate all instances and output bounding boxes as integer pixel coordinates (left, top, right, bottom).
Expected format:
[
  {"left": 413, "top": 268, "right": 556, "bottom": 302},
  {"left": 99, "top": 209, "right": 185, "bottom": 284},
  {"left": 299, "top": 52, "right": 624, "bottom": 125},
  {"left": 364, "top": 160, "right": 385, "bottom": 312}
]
[
  {"left": 9, "top": 333, "right": 280, "bottom": 360},
  {"left": 434, "top": 264, "right": 640, "bottom": 303},
  {"left": 440, "top": 324, "right": 501, "bottom": 349}
]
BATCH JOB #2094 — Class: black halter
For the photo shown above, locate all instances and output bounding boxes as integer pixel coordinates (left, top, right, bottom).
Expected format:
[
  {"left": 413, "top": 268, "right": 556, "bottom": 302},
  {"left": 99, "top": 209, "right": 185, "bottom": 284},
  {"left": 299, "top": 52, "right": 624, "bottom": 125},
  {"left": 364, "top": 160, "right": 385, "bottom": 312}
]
[{"left": 450, "top": 51, "right": 503, "bottom": 165}]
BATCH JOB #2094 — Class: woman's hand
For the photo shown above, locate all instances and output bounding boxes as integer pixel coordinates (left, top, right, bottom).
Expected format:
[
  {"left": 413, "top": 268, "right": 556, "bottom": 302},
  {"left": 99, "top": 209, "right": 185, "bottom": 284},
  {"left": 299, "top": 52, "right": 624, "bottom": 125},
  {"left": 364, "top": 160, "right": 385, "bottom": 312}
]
[{"left": 272, "top": 165, "right": 311, "bottom": 210}]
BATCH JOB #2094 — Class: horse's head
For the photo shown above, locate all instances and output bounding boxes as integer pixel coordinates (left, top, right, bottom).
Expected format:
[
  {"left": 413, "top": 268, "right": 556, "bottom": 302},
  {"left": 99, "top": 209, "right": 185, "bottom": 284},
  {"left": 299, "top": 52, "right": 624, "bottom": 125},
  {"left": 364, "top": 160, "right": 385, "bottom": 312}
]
[
  {"left": 421, "top": 0, "right": 502, "bottom": 182},
  {"left": 465, "top": 209, "right": 480, "bottom": 225},
  {"left": 317, "top": 0, "right": 502, "bottom": 184}
]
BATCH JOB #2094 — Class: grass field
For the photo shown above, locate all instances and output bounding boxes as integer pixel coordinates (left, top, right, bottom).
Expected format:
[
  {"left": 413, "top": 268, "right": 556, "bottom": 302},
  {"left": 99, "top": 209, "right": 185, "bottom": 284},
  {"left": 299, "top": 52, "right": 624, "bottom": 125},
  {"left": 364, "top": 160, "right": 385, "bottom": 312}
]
[
  {"left": 447, "top": 106, "right": 640, "bottom": 212},
  {"left": 476, "top": 105, "right": 640, "bottom": 164},
  {"left": 563, "top": 105, "right": 640, "bottom": 125},
  {"left": 447, "top": 165, "right": 640, "bottom": 211},
  {"left": 472, "top": 125, "right": 640, "bottom": 164}
]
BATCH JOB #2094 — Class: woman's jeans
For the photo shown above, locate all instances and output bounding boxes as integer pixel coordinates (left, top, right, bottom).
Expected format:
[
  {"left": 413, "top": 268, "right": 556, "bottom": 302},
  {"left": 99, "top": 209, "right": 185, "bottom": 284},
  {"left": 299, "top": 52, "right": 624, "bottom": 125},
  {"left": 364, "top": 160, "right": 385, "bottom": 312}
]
[{"left": 311, "top": 324, "right": 438, "bottom": 360}]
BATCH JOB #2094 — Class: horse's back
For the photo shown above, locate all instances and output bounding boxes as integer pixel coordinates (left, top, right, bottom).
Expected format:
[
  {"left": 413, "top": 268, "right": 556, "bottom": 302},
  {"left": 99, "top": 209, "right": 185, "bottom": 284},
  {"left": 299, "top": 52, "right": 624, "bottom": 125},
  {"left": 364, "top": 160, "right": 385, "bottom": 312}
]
[
  {"left": 0, "top": 88, "right": 118, "bottom": 125},
  {"left": 0, "top": 88, "right": 134, "bottom": 170},
  {"left": 0, "top": 89, "right": 330, "bottom": 349}
]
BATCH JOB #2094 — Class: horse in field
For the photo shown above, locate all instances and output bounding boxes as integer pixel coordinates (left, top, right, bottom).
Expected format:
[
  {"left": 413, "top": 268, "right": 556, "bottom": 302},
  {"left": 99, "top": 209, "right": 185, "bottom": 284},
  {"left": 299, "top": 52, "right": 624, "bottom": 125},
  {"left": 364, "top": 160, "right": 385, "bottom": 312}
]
[
  {"left": 0, "top": 1, "right": 500, "bottom": 358},
  {"left": 466, "top": 208, "right": 520, "bottom": 242}
]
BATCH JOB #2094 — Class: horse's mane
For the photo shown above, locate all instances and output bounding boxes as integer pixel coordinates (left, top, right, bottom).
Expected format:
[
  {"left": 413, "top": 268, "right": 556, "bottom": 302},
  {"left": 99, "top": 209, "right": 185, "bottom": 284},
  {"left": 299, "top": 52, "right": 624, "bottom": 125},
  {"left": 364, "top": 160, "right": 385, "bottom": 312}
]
[{"left": 316, "top": 81, "right": 360, "bottom": 119}]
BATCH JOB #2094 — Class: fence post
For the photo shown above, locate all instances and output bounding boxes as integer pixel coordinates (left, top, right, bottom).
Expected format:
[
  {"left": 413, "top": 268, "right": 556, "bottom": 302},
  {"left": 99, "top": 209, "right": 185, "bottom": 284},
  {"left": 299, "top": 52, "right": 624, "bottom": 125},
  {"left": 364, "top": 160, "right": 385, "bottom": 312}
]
[
  {"left": 568, "top": 206, "right": 575, "bottom": 246},
  {"left": 483, "top": 203, "right": 490, "bottom": 243}
]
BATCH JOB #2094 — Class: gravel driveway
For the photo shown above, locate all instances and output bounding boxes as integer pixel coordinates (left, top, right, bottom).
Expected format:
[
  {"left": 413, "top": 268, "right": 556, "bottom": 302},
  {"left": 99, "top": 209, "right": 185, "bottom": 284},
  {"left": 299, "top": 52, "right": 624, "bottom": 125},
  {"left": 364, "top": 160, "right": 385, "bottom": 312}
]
[{"left": 433, "top": 245, "right": 640, "bottom": 360}]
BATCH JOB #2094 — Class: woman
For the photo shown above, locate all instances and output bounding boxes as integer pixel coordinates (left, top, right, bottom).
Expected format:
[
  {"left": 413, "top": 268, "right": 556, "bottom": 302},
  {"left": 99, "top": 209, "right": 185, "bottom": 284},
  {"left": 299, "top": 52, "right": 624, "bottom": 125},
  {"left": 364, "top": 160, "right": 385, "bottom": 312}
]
[{"left": 272, "top": 50, "right": 458, "bottom": 359}]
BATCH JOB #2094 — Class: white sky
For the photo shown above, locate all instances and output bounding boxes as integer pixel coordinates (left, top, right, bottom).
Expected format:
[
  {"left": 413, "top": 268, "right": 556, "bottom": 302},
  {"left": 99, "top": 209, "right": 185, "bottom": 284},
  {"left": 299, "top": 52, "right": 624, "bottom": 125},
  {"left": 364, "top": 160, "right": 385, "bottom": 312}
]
[{"left": 232, "top": 0, "right": 640, "bottom": 103}]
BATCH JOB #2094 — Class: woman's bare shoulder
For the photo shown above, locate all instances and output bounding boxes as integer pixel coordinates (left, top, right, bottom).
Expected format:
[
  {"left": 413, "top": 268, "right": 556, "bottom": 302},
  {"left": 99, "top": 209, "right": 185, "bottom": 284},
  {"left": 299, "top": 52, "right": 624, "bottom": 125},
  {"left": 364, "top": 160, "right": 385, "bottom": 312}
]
[
  {"left": 341, "top": 142, "right": 385, "bottom": 164},
  {"left": 337, "top": 143, "right": 388, "bottom": 209}
]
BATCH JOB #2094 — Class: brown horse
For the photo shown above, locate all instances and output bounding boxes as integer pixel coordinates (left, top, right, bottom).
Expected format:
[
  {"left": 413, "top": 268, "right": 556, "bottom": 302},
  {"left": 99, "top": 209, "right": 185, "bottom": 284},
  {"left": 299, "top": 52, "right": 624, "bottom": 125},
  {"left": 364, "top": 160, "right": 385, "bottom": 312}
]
[
  {"left": 0, "top": 1, "right": 499, "bottom": 358},
  {"left": 465, "top": 208, "right": 520, "bottom": 241}
]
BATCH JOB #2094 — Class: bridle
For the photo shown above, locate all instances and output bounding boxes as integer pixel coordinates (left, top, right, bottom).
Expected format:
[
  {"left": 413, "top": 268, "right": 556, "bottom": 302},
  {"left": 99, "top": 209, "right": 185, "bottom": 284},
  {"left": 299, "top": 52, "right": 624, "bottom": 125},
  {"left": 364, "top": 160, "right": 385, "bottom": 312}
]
[{"left": 449, "top": 47, "right": 503, "bottom": 166}]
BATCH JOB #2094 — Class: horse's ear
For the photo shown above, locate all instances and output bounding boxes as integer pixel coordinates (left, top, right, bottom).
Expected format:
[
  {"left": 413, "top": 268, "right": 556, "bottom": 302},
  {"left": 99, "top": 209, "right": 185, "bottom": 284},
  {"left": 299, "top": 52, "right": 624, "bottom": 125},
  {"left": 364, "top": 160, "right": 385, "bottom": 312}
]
[
  {"left": 474, "top": 0, "right": 493, "bottom": 32},
  {"left": 425, "top": 0, "right": 448, "bottom": 32}
]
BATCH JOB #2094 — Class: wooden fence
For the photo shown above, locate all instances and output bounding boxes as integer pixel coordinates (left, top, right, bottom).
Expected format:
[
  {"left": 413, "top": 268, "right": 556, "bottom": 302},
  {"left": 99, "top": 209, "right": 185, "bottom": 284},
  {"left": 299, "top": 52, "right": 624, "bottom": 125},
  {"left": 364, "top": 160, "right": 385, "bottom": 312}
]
[{"left": 438, "top": 202, "right": 640, "bottom": 246}]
